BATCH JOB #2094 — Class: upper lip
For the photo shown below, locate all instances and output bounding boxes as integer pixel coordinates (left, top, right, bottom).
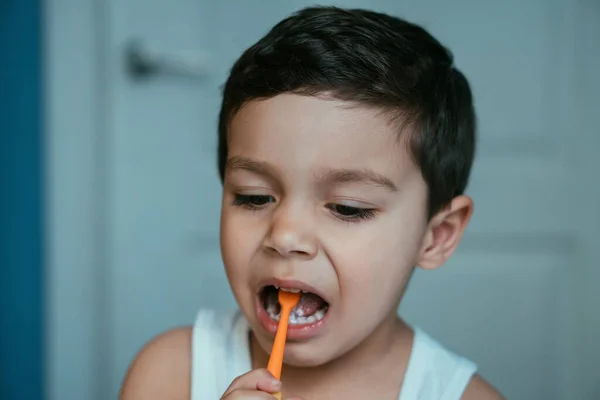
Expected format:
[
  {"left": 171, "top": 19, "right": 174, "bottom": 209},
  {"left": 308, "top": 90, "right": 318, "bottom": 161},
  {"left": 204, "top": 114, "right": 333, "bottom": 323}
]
[{"left": 257, "top": 277, "right": 330, "bottom": 304}]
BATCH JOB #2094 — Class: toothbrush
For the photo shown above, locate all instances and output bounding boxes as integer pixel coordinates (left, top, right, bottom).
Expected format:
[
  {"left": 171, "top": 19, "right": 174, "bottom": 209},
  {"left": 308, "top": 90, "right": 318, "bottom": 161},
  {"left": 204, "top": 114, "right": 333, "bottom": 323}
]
[{"left": 266, "top": 289, "right": 301, "bottom": 400}]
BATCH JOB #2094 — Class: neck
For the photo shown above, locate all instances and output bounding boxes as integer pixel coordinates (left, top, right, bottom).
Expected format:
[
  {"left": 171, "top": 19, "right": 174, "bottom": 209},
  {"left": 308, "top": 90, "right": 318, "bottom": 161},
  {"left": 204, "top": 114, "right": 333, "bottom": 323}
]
[{"left": 251, "top": 310, "right": 414, "bottom": 397}]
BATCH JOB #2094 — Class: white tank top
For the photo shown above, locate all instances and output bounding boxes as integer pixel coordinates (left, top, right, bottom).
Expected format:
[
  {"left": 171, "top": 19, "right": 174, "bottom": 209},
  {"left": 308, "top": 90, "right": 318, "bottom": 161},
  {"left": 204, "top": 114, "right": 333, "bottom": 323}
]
[{"left": 190, "top": 309, "right": 477, "bottom": 399}]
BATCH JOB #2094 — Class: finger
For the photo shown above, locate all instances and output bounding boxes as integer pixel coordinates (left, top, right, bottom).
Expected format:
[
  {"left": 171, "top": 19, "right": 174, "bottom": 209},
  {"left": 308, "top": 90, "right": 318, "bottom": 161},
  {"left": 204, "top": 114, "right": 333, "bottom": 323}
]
[
  {"left": 222, "top": 369, "right": 281, "bottom": 397},
  {"left": 255, "top": 373, "right": 282, "bottom": 393},
  {"left": 221, "top": 389, "right": 279, "bottom": 399}
]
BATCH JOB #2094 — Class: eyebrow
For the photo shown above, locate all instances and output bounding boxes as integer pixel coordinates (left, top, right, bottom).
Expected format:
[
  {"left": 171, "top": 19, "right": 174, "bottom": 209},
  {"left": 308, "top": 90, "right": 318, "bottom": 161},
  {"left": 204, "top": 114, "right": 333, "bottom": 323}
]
[
  {"left": 320, "top": 168, "right": 398, "bottom": 192},
  {"left": 225, "top": 156, "right": 397, "bottom": 192},
  {"left": 226, "top": 156, "right": 280, "bottom": 181}
]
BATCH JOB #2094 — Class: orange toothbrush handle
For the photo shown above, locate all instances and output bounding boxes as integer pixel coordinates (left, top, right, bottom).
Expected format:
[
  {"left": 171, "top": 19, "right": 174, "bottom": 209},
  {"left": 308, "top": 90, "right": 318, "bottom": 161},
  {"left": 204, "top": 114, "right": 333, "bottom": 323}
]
[
  {"left": 268, "top": 308, "right": 290, "bottom": 400},
  {"left": 272, "top": 391, "right": 283, "bottom": 400},
  {"left": 267, "top": 307, "right": 291, "bottom": 379},
  {"left": 266, "top": 290, "right": 300, "bottom": 400}
]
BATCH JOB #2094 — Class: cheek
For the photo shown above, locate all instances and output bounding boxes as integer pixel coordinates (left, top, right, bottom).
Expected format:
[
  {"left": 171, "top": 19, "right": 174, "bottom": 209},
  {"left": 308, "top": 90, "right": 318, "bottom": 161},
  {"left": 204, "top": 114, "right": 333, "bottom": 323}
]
[
  {"left": 220, "top": 209, "right": 262, "bottom": 287},
  {"left": 336, "top": 217, "right": 425, "bottom": 313}
]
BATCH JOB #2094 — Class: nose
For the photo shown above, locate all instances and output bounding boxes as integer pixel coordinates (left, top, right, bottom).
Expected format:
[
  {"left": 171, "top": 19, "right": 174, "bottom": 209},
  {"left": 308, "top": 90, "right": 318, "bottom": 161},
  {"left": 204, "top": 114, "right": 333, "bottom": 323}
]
[{"left": 262, "top": 204, "right": 318, "bottom": 259}]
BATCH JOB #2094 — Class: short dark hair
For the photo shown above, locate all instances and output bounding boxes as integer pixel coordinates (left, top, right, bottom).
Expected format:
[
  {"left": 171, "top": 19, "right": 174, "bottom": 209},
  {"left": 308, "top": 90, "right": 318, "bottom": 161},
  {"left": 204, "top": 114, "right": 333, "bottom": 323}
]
[{"left": 217, "top": 6, "right": 476, "bottom": 218}]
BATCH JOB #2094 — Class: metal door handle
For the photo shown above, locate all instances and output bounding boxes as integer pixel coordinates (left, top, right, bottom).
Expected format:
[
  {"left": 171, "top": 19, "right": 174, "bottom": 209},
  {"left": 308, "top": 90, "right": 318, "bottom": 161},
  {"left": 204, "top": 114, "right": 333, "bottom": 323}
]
[{"left": 125, "top": 39, "right": 210, "bottom": 79}]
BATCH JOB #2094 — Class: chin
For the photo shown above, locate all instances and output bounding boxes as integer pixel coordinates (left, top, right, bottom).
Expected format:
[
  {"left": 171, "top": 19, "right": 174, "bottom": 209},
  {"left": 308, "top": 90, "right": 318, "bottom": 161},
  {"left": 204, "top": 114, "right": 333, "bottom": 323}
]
[
  {"left": 281, "top": 341, "right": 337, "bottom": 367},
  {"left": 251, "top": 327, "right": 339, "bottom": 368}
]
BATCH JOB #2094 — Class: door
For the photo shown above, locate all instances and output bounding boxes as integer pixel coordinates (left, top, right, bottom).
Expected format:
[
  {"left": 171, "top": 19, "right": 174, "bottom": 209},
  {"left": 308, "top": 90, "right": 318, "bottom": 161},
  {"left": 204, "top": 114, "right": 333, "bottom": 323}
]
[{"left": 50, "top": 0, "right": 594, "bottom": 399}]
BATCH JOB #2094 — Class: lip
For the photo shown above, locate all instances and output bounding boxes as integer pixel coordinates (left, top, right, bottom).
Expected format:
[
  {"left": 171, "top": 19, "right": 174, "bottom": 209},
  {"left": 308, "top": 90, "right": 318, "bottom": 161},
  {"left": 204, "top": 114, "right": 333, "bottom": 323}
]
[
  {"left": 255, "top": 277, "right": 331, "bottom": 340},
  {"left": 256, "top": 277, "right": 331, "bottom": 304},
  {"left": 255, "top": 296, "right": 330, "bottom": 340}
]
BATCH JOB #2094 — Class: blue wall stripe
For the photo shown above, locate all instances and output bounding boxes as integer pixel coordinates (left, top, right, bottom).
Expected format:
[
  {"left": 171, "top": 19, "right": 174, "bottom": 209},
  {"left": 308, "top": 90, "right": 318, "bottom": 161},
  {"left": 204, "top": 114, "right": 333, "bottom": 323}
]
[{"left": 0, "top": 1, "right": 44, "bottom": 399}]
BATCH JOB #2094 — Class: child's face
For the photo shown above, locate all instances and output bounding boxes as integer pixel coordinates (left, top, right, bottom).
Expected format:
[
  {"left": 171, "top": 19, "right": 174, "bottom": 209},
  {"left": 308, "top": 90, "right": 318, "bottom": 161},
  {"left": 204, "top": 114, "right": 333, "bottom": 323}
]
[{"left": 220, "top": 94, "right": 431, "bottom": 366}]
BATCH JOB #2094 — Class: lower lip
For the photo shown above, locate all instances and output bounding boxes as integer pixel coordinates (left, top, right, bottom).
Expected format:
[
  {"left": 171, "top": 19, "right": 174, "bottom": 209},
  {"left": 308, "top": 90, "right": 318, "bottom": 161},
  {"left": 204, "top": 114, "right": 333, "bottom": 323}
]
[{"left": 255, "top": 297, "right": 330, "bottom": 340}]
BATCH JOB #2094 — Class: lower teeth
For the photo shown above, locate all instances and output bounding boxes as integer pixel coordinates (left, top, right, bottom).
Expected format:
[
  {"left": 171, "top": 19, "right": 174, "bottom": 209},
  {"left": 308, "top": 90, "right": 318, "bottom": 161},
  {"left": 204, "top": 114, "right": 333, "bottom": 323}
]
[{"left": 266, "top": 305, "right": 327, "bottom": 324}]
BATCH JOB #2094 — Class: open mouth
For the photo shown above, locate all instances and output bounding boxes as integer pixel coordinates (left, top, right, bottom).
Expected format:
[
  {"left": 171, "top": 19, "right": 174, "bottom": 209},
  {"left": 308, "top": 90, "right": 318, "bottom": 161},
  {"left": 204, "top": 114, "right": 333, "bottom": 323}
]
[{"left": 260, "top": 285, "right": 329, "bottom": 325}]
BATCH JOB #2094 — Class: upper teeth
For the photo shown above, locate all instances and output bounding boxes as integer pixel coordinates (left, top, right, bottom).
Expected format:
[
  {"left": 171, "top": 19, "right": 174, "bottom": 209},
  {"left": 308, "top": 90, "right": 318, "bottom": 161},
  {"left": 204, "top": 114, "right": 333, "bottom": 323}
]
[{"left": 281, "top": 288, "right": 301, "bottom": 293}]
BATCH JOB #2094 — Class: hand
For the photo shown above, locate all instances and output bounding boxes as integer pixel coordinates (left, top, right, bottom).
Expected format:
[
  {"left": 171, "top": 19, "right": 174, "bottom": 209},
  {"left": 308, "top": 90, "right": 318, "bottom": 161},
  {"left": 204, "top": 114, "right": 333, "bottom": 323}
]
[{"left": 220, "top": 368, "right": 304, "bottom": 399}]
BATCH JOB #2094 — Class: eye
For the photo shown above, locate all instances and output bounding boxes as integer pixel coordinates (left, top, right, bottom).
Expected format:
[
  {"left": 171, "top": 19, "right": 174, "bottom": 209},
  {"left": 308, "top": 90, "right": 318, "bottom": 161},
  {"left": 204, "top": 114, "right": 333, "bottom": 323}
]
[
  {"left": 232, "top": 194, "right": 276, "bottom": 208},
  {"left": 326, "top": 204, "right": 376, "bottom": 222}
]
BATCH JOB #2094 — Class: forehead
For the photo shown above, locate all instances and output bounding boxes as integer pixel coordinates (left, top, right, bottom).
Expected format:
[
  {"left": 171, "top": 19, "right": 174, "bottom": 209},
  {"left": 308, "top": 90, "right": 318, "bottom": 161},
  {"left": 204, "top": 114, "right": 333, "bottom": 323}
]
[{"left": 227, "top": 94, "right": 418, "bottom": 182}]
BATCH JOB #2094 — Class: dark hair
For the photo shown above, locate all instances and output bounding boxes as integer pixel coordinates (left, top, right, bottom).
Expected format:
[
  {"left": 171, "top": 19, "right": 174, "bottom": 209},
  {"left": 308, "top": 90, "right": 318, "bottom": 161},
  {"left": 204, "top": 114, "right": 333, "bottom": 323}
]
[{"left": 217, "top": 6, "right": 476, "bottom": 218}]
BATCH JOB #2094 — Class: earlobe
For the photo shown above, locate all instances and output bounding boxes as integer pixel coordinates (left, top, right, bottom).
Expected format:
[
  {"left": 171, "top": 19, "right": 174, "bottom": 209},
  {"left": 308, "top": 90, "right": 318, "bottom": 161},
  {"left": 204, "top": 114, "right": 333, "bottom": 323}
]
[{"left": 417, "top": 195, "right": 474, "bottom": 270}]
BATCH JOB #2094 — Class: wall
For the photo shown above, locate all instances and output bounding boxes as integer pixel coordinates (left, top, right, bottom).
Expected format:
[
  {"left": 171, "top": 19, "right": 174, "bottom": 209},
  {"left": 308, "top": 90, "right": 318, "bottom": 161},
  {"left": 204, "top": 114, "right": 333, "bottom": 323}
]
[{"left": 0, "top": 1, "right": 44, "bottom": 399}]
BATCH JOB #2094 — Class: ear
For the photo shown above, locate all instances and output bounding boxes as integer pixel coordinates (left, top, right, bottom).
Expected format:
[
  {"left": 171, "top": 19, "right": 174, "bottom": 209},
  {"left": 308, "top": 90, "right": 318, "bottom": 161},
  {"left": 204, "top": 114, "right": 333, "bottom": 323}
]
[{"left": 417, "top": 195, "right": 474, "bottom": 270}]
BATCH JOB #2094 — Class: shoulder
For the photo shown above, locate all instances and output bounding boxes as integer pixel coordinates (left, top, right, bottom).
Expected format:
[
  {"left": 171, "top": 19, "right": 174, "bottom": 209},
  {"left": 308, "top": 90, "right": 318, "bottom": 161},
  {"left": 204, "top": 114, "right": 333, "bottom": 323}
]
[
  {"left": 461, "top": 374, "right": 505, "bottom": 400},
  {"left": 407, "top": 327, "right": 503, "bottom": 400},
  {"left": 119, "top": 326, "right": 193, "bottom": 400}
]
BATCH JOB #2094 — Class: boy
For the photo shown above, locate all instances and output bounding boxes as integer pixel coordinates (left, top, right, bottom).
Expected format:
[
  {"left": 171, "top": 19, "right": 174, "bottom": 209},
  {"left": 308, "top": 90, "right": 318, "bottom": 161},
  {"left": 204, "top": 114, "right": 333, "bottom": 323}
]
[{"left": 120, "top": 6, "right": 504, "bottom": 399}]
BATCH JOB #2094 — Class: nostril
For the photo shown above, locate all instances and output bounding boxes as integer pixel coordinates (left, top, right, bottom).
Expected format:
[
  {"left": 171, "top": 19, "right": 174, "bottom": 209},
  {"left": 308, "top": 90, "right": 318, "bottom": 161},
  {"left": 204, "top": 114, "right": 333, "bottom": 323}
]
[
  {"left": 291, "top": 249, "right": 312, "bottom": 257},
  {"left": 264, "top": 245, "right": 280, "bottom": 256},
  {"left": 264, "top": 245, "right": 313, "bottom": 258}
]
